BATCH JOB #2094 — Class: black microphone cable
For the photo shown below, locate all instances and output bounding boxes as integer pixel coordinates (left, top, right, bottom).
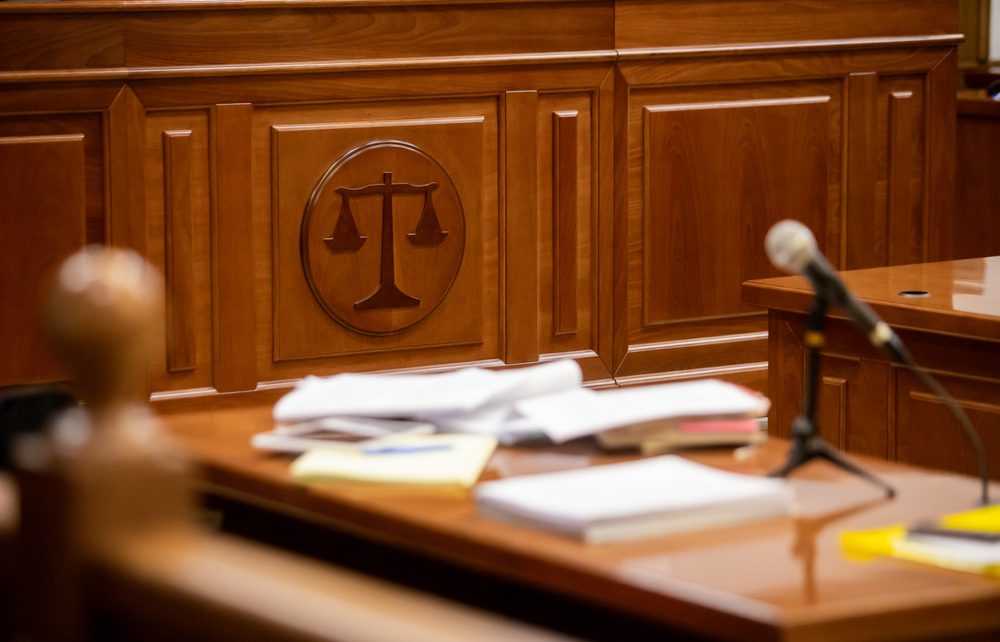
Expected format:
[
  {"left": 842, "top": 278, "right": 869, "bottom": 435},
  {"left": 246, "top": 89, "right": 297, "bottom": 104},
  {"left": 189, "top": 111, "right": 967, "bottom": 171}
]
[
  {"left": 891, "top": 339, "right": 991, "bottom": 506},
  {"left": 766, "top": 219, "right": 991, "bottom": 505}
]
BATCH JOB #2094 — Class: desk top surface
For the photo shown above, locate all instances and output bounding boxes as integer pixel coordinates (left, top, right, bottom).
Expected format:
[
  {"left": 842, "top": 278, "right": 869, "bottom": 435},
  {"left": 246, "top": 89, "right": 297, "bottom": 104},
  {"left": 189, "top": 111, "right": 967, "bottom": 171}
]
[
  {"left": 744, "top": 256, "right": 1000, "bottom": 342},
  {"left": 162, "top": 403, "right": 1000, "bottom": 642}
]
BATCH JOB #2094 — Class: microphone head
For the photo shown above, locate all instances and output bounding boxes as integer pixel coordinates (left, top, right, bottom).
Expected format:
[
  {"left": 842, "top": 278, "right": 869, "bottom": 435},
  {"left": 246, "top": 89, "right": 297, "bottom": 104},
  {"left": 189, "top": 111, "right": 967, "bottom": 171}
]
[{"left": 765, "top": 219, "right": 816, "bottom": 274}]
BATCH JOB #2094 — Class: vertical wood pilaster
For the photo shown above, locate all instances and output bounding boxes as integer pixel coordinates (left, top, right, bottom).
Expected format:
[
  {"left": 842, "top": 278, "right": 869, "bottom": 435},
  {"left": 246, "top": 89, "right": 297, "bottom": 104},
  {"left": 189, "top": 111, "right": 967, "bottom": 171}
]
[
  {"left": 504, "top": 90, "right": 539, "bottom": 364},
  {"left": 925, "top": 50, "right": 958, "bottom": 262},
  {"left": 106, "top": 86, "right": 146, "bottom": 254},
  {"left": 845, "top": 72, "right": 879, "bottom": 269},
  {"left": 611, "top": 67, "right": 630, "bottom": 376},
  {"left": 596, "top": 70, "right": 615, "bottom": 376},
  {"left": 212, "top": 103, "right": 257, "bottom": 392}
]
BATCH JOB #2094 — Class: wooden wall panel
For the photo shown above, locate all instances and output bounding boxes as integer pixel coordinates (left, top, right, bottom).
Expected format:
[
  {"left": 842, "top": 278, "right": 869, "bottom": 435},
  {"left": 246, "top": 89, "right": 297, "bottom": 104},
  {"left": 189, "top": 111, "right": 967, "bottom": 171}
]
[
  {"left": 259, "top": 99, "right": 497, "bottom": 379},
  {"left": 619, "top": 80, "right": 840, "bottom": 386},
  {"left": 957, "top": 0, "right": 990, "bottom": 67},
  {"left": 616, "top": 0, "right": 957, "bottom": 49},
  {"left": 641, "top": 95, "right": 832, "bottom": 325},
  {"left": 617, "top": 39, "right": 955, "bottom": 388},
  {"left": 0, "top": 0, "right": 961, "bottom": 402},
  {"left": 0, "top": 3, "right": 613, "bottom": 73},
  {"left": 925, "top": 49, "right": 959, "bottom": 262},
  {"left": 819, "top": 355, "right": 890, "bottom": 458},
  {"left": 0, "top": 135, "right": 86, "bottom": 386},
  {"left": 126, "top": 4, "right": 613, "bottom": 67},
  {"left": 955, "top": 95, "right": 1000, "bottom": 259},
  {"left": 144, "top": 111, "right": 213, "bottom": 394},
  {"left": 896, "top": 369, "right": 1000, "bottom": 479},
  {"left": 848, "top": 76, "right": 928, "bottom": 269},
  {"left": 537, "top": 92, "right": 604, "bottom": 375}
]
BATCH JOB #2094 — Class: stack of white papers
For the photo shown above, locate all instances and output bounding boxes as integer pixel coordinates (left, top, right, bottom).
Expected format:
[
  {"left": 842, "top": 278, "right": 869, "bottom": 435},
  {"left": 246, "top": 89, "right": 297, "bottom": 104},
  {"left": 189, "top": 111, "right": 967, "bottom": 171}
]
[
  {"left": 270, "top": 359, "right": 583, "bottom": 445},
  {"left": 267, "top": 360, "right": 768, "bottom": 446},
  {"left": 251, "top": 417, "right": 435, "bottom": 454},
  {"left": 273, "top": 359, "right": 583, "bottom": 423},
  {"left": 475, "top": 456, "right": 792, "bottom": 543},
  {"left": 504, "top": 380, "right": 769, "bottom": 443}
]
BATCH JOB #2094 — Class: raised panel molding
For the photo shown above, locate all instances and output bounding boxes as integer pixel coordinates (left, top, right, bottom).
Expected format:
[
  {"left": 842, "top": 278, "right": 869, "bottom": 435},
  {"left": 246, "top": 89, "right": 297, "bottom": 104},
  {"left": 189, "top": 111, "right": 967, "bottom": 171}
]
[
  {"left": 817, "top": 353, "right": 889, "bottom": 458},
  {"left": 145, "top": 111, "right": 214, "bottom": 395},
  {"left": 887, "top": 91, "right": 916, "bottom": 265},
  {"left": 619, "top": 84, "right": 839, "bottom": 385},
  {"left": 552, "top": 110, "right": 579, "bottom": 336},
  {"left": 896, "top": 372, "right": 1000, "bottom": 478},
  {"left": 270, "top": 112, "right": 489, "bottom": 365},
  {"left": 536, "top": 91, "right": 604, "bottom": 378},
  {"left": 641, "top": 96, "right": 831, "bottom": 327},
  {"left": 300, "top": 141, "right": 465, "bottom": 336},
  {"left": 818, "top": 375, "right": 848, "bottom": 449},
  {"left": 617, "top": 332, "right": 767, "bottom": 386},
  {"left": 0, "top": 134, "right": 86, "bottom": 386},
  {"left": 163, "top": 129, "right": 196, "bottom": 373}
]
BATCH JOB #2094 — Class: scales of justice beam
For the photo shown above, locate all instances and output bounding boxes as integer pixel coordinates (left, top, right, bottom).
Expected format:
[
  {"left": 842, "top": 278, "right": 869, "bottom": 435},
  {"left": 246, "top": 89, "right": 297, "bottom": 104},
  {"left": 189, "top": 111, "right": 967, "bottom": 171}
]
[{"left": 324, "top": 170, "right": 448, "bottom": 310}]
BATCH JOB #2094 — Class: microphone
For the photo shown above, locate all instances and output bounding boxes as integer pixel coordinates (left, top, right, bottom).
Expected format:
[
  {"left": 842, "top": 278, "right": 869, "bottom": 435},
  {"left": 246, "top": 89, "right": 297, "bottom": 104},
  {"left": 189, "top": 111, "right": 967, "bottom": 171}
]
[
  {"left": 765, "top": 220, "right": 905, "bottom": 362},
  {"left": 765, "top": 219, "right": 990, "bottom": 504}
]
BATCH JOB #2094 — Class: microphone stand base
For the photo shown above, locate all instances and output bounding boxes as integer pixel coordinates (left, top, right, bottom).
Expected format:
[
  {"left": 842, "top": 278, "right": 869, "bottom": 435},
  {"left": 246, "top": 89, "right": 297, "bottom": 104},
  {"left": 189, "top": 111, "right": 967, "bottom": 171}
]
[{"left": 770, "top": 421, "right": 895, "bottom": 499}]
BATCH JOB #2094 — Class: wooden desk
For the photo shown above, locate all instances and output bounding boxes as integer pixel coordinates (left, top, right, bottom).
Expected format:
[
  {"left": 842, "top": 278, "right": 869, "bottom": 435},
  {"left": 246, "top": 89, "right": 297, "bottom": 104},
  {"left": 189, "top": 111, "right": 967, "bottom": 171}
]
[
  {"left": 162, "top": 404, "right": 1000, "bottom": 642},
  {"left": 744, "top": 257, "right": 1000, "bottom": 480}
]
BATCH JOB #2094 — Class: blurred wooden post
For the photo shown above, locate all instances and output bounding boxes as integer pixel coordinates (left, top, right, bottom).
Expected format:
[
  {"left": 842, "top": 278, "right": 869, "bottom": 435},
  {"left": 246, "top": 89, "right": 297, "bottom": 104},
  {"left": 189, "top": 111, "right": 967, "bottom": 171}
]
[
  {"left": 14, "top": 246, "right": 192, "bottom": 641},
  {"left": 10, "top": 246, "right": 573, "bottom": 642}
]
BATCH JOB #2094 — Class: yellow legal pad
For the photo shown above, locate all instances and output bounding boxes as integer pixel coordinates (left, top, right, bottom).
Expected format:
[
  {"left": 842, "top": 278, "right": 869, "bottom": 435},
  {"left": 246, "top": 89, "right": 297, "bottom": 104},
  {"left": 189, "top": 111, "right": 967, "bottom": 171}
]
[
  {"left": 290, "top": 434, "right": 498, "bottom": 488},
  {"left": 841, "top": 505, "right": 1000, "bottom": 578}
]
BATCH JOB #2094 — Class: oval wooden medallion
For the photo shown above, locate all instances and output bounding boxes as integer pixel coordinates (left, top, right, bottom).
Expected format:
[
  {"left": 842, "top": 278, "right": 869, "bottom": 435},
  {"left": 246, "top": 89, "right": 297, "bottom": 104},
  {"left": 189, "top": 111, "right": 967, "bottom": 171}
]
[{"left": 301, "top": 141, "right": 466, "bottom": 335}]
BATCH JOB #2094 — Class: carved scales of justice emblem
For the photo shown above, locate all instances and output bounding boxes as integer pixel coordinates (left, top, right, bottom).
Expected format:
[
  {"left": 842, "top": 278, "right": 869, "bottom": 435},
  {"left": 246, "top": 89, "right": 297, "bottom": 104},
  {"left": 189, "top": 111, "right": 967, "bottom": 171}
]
[
  {"left": 325, "top": 170, "right": 448, "bottom": 309},
  {"left": 301, "top": 141, "right": 466, "bottom": 336}
]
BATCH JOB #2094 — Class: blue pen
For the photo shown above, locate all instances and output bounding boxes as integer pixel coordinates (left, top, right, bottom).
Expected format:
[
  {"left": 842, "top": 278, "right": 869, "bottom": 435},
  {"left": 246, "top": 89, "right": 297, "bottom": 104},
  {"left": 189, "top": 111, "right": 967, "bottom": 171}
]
[{"left": 363, "top": 443, "right": 453, "bottom": 455}]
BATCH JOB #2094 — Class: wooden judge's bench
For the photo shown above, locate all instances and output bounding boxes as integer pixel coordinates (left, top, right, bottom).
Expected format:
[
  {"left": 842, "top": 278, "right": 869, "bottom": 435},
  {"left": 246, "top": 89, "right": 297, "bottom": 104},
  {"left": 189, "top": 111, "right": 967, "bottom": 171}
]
[{"left": 0, "top": 0, "right": 968, "bottom": 399}]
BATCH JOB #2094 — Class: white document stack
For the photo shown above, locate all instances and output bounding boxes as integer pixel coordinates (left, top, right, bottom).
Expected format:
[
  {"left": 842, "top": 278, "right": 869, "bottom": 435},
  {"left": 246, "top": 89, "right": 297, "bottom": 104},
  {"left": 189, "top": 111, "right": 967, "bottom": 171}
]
[
  {"left": 475, "top": 456, "right": 793, "bottom": 543},
  {"left": 266, "top": 360, "right": 769, "bottom": 447}
]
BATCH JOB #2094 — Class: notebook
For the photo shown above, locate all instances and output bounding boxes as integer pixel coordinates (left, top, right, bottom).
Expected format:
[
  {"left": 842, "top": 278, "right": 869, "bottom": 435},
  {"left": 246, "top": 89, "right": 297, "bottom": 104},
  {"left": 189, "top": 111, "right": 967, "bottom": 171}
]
[
  {"left": 597, "top": 419, "right": 766, "bottom": 454},
  {"left": 291, "top": 434, "right": 497, "bottom": 488},
  {"left": 841, "top": 504, "right": 1000, "bottom": 577},
  {"left": 475, "top": 455, "right": 792, "bottom": 543}
]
